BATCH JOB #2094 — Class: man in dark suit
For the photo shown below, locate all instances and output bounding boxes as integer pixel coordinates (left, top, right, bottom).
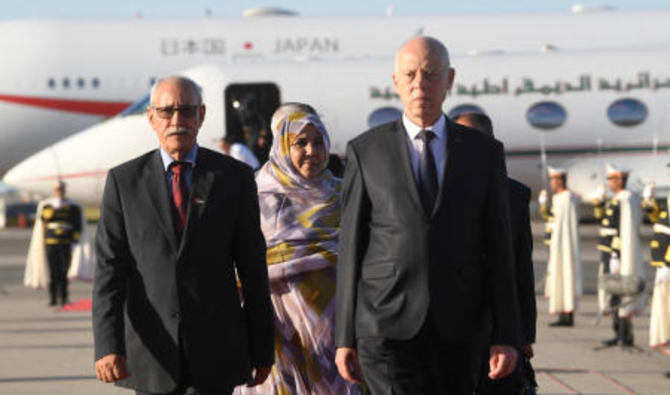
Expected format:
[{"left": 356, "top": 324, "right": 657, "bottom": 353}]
[
  {"left": 335, "top": 37, "right": 522, "bottom": 394},
  {"left": 454, "top": 112, "right": 537, "bottom": 394},
  {"left": 93, "top": 76, "right": 274, "bottom": 395}
]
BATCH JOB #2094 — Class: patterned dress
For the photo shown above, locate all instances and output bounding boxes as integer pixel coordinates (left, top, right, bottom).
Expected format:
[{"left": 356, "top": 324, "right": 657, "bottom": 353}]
[{"left": 237, "top": 111, "right": 361, "bottom": 394}]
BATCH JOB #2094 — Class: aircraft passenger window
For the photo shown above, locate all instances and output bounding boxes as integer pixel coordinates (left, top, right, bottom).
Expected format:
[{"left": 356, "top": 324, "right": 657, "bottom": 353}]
[
  {"left": 447, "top": 104, "right": 485, "bottom": 119},
  {"left": 607, "top": 98, "right": 648, "bottom": 127},
  {"left": 526, "top": 101, "right": 566, "bottom": 130},
  {"left": 47, "top": 78, "right": 55, "bottom": 89},
  {"left": 120, "top": 94, "right": 150, "bottom": 117},
  {"left": 62, "top": 78, "right": 70, "bottom": 89},
  {"left": 368, "top": 107, "right": 402, "bottom": 128},
  {"left": 77, "top": 78, "right": 85, "bottom": 89},
  {"left": 92, "top": 78, "right": 100, "bottom": 88}
]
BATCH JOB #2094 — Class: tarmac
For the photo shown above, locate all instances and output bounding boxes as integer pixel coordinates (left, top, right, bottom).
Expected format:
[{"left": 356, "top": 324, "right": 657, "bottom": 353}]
[{"left": 0, "top": 223, "right": 669, "bottom": 394}]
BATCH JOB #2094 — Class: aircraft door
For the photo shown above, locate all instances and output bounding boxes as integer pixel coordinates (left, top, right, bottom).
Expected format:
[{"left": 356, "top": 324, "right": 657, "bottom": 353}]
[{"left": 224, "top": 83, "right": 280, "bottom": 166}]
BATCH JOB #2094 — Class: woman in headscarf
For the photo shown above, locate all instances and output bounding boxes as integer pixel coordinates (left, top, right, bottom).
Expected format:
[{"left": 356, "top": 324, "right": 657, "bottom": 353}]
[{"left": 239, "top": 104, "right": 360, "bottom": 394}]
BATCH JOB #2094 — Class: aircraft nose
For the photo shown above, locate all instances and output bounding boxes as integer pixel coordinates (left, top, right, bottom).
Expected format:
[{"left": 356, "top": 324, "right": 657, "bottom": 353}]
[
  {"left": 5, "top": 114, "right": 157, "bottom": 205},
  {"left": 3, "top": 149, "right": 60, "bottom": 197}
]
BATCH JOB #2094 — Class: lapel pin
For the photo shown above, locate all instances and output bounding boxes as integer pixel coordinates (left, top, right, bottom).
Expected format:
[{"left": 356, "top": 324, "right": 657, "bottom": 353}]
[{"left": 193, "top": 198, "right": 205, "bottom": 205}]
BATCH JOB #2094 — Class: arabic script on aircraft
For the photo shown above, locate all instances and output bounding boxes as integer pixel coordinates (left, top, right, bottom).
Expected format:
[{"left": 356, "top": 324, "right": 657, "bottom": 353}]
[{"left": 370, "top": 72, "right": 670, "bottom": 100}]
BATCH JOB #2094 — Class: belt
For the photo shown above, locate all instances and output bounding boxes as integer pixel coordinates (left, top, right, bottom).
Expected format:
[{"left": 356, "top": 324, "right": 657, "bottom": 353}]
[
  {"left": 46, "top": 222, "right": 73, "bottom": 230},
  {"left": 653, "top": 223, "right": 670, "bottom": 236},
  {"left": 599, "top": 228, "right": 618, "bottom": 237}
]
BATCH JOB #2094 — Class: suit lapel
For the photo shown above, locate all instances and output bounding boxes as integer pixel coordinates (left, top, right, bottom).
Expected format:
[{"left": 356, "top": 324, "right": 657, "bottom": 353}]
[
  {"left": 142, "top": 150, "right": 179, "bottom": 250},
  {"left": 392, "top": 120, "right": 425, "bottom": 217},
  {"left": 178, "top": 150, "right": 215, "bottom": 256},
  {"left": 431, "top": 116, "right": 459, "bottom": 218}
]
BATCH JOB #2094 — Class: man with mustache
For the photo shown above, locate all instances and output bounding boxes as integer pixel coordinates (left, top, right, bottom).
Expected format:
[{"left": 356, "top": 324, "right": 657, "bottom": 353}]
[
  {"left": 335, "top": 37, "right": 521, "bottom": 394},
  {"left": 93, "top": 76, "right": 274, "bottom": 394}
]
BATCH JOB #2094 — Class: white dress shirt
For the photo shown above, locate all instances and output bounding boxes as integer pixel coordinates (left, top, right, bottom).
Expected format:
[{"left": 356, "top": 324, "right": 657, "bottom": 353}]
[
  {"left": 402, "top": 113, "right": 447, "bottom": 188},
  {"left": 229, "top": 143, "right": 260, "bottom": 170}
]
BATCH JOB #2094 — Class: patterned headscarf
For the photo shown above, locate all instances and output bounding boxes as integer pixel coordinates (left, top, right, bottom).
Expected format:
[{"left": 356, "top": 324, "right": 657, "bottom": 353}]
[{"left": 256, "top": 111, "right": 341, "bottom": 281}]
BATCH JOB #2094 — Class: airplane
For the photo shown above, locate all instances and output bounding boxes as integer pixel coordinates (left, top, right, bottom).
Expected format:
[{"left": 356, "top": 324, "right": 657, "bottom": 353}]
[
  {"left": 5, "top": 43, "right": 670, "bottom": 205},
  {"left": 2, "top": 8, "right": 670, "bottom": 176}
]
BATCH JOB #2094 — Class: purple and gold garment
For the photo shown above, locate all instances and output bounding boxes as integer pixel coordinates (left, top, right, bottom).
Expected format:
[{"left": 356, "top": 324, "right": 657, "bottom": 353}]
[{"left": 238, "top": 111, "right": 360, "bottom": 394}]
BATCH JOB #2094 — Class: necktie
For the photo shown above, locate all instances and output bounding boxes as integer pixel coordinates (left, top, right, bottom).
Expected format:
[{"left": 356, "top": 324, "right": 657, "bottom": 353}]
[
  {"left": 417, "top": 130, "right": 438, "bottom": 216},
  {"left": 170, "top": 161, "right": 190, "bottom": 231}
]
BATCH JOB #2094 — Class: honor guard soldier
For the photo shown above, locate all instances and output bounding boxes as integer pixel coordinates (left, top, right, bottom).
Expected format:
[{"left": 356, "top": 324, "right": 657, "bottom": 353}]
[
  {"left": 540, "top": 167, "right": 582, "bottom": 327},
  {"left": 642, "top": 183, "right": 670, "bottom": 354},
  {"left": 593, "top": 164, "right": 646, "bottom": 348},
  {"left": 24, "top": 181, "right": 87, "bottom": 306}
]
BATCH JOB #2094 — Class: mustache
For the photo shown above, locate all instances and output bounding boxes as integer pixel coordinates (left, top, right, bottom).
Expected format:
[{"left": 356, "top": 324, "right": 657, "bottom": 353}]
[{"left": 164, "top": 127, "right": 191, "bottom": 138}]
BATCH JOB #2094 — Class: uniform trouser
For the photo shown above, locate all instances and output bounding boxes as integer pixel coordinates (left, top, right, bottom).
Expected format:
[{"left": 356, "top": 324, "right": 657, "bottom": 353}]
[
  {"left": 600, "top": 252, "right": 634, "bottom": 345},
  {"left": 610, "top": 295, "right": 634, "bottom": 345},
  {"left": 357, "top": 319, "right": 484, "bottom": 395},
  {"left": 46, "top": 244, "right": 71, "bottom": 304}
]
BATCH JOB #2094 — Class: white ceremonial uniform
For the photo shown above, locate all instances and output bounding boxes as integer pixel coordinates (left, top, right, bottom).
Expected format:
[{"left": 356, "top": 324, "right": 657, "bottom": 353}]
[
  {"left": 544, "top": 190, "right": 582, "bottom": 315},
  {"left": 24, "top": 197, "right": 93, "bottom": 289},
  {"left": 597, "top": 190, "right": 646, "bottom": 317},
  {"left": 650, "top": 266, "right": 670, "bottom": 348},
  {"left": 649, "top": 196, "right": 670, "bottom": 348}
]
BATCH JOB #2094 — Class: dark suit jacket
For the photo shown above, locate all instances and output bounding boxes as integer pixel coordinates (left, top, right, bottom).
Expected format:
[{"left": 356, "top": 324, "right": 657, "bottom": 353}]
[
  {"left": 508, "top": 178, "right": 537, "bottom": 344},
  {"left": 93, "top": 147, "right": 274, "bottom": 393},
  {"left": 336, "top": 117, "right": 521, "bottom": 349}
]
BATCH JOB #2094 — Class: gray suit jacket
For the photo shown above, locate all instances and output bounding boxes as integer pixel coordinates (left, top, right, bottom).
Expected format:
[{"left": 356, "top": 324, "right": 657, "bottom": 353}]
[
  {"left": 93, "top": 147, "right": 274, "bottom": 393},
  {"left": 336, "top": 117, "right": 522, "bottom": 349}
]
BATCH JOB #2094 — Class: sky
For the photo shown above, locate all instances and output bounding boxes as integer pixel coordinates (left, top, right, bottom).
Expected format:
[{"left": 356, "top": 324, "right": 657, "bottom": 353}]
[{"left": 0, "top": 0, "right": 668, "bottom": 19}]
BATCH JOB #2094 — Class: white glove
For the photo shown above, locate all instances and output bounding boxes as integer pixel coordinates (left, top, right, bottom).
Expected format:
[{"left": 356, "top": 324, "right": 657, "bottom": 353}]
[
  {"left": 591, "top": 184, "right": 607, "bottom": 203},
  {"left": 643, "top": 183, "right": 654, "bottom": 201},
  {"left": 538, "top": 189, "right": 548, "bottom": 206},
  {"left": 609, "top": 253, "right": 621, "bottom": 275},
  {"left": 656, "top": 266, "right": 670, "bottom": 285}
]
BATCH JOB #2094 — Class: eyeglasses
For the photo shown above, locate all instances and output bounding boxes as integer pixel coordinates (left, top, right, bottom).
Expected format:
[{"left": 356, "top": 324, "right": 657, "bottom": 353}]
[{"left": 151, "top": 105, "right": 200, "bottom": 119}]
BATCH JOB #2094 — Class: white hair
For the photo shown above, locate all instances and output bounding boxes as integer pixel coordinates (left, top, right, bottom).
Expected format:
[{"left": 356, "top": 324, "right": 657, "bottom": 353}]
[
  {"left": 394, "top": 36, "right": 451, "bottom": 75},
  {"left": 149, "top": 76, "right": 203, "bottom": 105}
]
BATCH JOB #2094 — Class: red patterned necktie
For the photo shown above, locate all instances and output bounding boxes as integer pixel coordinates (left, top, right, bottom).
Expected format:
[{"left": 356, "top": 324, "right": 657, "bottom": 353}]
[{"left": 170, "top": 161, "right": 189, "bottom": 231}]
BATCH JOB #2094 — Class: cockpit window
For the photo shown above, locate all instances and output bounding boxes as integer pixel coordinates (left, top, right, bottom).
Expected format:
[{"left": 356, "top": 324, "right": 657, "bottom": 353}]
[
  {"left": 526, "top": 101, "right": 566, "bottom": 130},
  {"left": 447, "top": 104, "right": 485, "bottom": 119},
  {"left": 367, "top": 107, "right": 402, "bottom": 128},
  {"left": 120, "top": 94, "right": 150, "bottom": 117},
  {"left": 607, "top": 98, "right": 647, "bottom": 127}
]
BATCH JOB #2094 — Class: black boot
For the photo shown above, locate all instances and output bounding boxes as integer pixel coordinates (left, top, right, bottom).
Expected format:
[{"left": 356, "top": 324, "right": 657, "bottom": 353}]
[
  {"left": 48, "top": 283, "right": 57, "bottom": 306},
  {"left": 602, "top": 314, "right": 620, "bottom": 346},
  {"left": 549, "top": 313, "right": 573, "bottom": 327},
  {"left": 59, "top": 282, "right": 70, "bottom": 306},
  {"left": 621, "top": 318, "right": 634, "bottom": 347}
]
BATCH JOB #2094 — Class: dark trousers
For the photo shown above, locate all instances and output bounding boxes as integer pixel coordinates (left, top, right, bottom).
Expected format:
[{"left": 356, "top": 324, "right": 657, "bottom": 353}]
[
  {"left": 357, "top": 320, "right": 484, "bottom": 395},
  {"left": 135, "top": 387, "right": 231, "bottom": 395},
  {"left": 136, "top": 331, "right": 234, "bottom": 395},
  {"left": 46, "top": 244, "right": 71, "bottom": 305}
]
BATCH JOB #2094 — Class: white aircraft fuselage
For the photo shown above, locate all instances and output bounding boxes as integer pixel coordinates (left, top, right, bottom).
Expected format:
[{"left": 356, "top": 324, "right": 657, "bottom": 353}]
[
  {"left": 2, "top": 10, "right": 670, "bottom": 175},
  {"left": 5, "top": 43, "right": 670, "bottom": 205}
]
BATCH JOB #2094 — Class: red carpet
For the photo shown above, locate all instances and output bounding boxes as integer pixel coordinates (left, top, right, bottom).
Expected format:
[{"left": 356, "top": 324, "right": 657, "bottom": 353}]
[{"left": 58, "top": 298, "right": 92, "bottom": 312}]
